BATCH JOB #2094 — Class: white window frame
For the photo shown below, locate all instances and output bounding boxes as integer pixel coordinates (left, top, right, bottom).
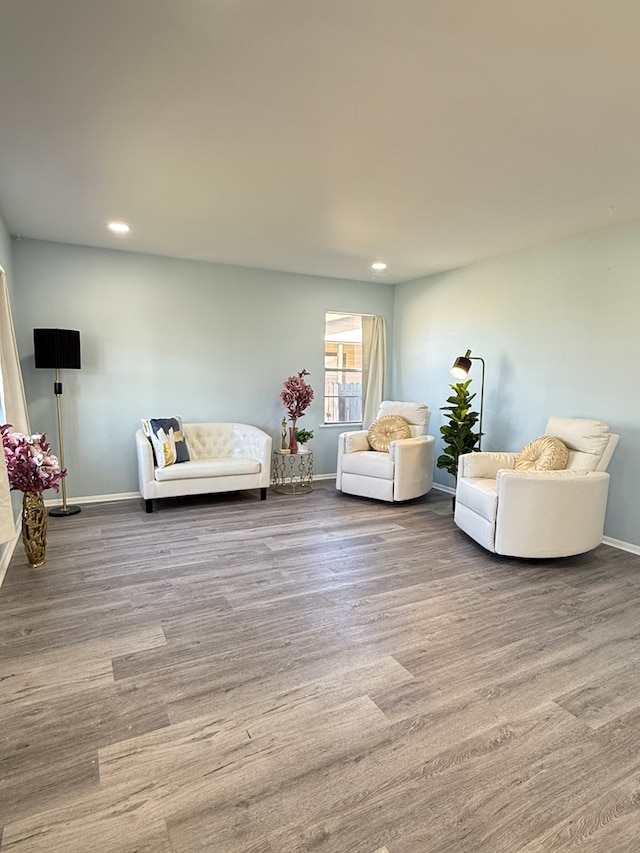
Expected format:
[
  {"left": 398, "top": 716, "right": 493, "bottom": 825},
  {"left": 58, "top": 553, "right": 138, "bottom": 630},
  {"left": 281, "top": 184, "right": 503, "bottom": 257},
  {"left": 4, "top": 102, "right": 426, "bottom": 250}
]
[{"left": 324, "top": 312, "right": 363, "bottom": 424}]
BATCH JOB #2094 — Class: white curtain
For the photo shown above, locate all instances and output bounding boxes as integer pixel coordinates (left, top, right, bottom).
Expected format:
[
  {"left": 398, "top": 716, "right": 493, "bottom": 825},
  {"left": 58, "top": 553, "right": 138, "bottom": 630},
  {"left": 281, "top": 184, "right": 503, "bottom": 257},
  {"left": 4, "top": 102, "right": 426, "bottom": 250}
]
[
  {"left": 361, "top": 315, "right": 386, "bottom": 429},
  {"left": 0, "top": 266, "right": 30, "bottom": 544}
]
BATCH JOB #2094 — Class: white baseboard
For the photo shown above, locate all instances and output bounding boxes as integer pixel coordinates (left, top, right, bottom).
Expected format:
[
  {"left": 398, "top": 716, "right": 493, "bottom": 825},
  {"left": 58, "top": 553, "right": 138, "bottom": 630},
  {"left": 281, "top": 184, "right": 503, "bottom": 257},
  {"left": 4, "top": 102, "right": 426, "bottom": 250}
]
[
  {"left": 432, "top": 482, "right": 455, "bottom": 495},
  {"left": 43, "top": 478, "right": 338, "bottom": 509},
  {"left": 602, "top": 536, "right": 640, "bottom": 556},
  {"left": 43, "top": 491, "right": 139, "bottom": 507},
  {"left": 0, "top": 517, "right": 20, "bottom": 589}
]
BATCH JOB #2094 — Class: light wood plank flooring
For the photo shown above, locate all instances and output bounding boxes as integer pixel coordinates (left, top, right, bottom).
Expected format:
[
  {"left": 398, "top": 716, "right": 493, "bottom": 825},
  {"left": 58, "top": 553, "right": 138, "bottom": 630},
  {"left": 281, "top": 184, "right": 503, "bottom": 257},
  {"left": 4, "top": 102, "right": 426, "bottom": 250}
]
[{"left": 1, "top": 482, "right": 640, "bottom": 852}]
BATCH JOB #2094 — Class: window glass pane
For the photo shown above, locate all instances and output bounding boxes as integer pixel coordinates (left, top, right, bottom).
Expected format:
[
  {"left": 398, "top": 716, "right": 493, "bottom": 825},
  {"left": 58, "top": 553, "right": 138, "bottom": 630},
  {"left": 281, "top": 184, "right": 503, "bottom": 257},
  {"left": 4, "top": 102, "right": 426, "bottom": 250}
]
[{"left": 324, "top": 313, "right": 363, "bottom": 423}]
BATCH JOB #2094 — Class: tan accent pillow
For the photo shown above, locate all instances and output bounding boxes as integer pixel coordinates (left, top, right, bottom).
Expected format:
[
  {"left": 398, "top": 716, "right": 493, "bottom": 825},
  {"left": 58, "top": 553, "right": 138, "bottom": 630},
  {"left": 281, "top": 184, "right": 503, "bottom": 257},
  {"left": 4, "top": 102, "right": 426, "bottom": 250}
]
[
  {"left": 515, "top": 435, "right": 569, "bottom": 471},
  {"left": 367, "top": 415, "right": 411, "bottom": 452}
]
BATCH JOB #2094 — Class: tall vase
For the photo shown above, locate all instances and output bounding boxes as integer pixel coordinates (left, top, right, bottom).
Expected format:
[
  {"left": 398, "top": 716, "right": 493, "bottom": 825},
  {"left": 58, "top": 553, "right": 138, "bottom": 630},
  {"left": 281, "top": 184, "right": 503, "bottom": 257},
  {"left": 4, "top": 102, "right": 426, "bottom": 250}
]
[
  {"left": 288, "top": 423, "right": 298, "bottom": 455},
  {"left": 21, "top": 491, "right": 47, "bottom": 568}
]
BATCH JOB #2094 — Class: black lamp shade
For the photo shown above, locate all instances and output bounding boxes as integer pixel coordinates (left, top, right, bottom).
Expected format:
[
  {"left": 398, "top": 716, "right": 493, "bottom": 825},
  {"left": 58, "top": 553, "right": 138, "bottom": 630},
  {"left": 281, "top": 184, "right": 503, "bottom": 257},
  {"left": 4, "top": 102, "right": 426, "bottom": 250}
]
[
  {"left": 451, "top": 351, "right": 472, "bottom": 379},
  {"left": 34, "top": 328, "right": 81, "bottom": 370}
]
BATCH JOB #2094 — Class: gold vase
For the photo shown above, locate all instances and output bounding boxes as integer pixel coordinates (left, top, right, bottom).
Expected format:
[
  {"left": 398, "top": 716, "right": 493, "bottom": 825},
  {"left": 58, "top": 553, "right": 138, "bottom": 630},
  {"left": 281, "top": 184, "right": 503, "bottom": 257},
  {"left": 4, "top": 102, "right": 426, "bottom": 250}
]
[{"left": 21, "top": 491, "right": 47, "bottom": 568}]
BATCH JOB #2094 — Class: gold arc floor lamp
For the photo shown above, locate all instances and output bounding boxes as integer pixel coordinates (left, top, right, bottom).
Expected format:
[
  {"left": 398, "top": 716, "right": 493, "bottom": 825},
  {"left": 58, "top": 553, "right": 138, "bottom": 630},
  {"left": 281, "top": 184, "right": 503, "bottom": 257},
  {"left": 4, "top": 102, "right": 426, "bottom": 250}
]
[
  {"left": 33, "top": 328, "right": 82, "bottom": 517},
  {"left": 450, "top": 348, "right": 485, "bottom": 450}
]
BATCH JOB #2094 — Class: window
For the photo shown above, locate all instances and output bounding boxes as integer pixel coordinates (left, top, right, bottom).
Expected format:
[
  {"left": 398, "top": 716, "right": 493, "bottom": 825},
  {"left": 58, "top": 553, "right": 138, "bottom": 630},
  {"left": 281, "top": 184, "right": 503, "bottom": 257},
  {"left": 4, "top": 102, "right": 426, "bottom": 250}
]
[{"left": 324, "top": 312, "right": 362, "bottom": 423}]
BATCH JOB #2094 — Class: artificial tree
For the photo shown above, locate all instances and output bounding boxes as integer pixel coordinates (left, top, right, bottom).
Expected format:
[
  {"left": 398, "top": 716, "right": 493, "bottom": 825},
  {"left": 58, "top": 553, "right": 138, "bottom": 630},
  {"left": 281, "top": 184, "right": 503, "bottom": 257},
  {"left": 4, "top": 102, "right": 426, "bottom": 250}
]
[{"left": 436, "top": 379, "right": 482, "bottom": 481}]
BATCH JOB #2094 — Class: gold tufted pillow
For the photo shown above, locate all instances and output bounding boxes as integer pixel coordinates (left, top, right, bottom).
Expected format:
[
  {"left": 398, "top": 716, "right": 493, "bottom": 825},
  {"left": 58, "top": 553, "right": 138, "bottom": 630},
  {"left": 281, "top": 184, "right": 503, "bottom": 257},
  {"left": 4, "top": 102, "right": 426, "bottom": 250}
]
[
  {"left": 515, "top": 435, "right": 569, "bottom": 471},
  {"left": 367, "top": 415, "right": 411, "bottom": 452}
]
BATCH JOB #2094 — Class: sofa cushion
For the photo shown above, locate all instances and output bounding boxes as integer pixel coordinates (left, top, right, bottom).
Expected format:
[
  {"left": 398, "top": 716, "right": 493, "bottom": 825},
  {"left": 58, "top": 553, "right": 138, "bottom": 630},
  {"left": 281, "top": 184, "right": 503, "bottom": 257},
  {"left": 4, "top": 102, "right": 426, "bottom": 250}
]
[
  {"left": 367, "top": 415, "right": 411, "bottom": 452},
  {"left": 456, "top": 477, "right": 498, "bottom": 522},
  {"left": 340, "top": 450, "right": 395, "bottom": 479},
  {"left": 142, "top": 417, "right": 190, "bottom": 468},
  {"left": 154, "top": 458, "right": 260, "bottom": 482},
  {"left": 545, "top": 417, "right": 611, "bottom": 456},
  {"left": 377, "top": 401, "right": 429, "bottom": 437},
  {"left": 564, "top": 450, "right": 601, "bottom": 472},
  {"left": 515, "top": 436, "right": 568, "bottom": 471},
  {"left": 544, "top": 417, "right": 614, "bottom": 471}
]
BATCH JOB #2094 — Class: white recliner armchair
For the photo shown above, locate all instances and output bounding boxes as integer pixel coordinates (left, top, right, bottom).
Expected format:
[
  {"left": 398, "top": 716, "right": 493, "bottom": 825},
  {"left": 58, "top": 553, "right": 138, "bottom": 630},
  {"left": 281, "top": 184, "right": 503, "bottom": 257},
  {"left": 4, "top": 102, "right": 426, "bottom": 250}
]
[
  {"left": 454, "top": 417, "right": 619, "bottom": 558},
  {"left": 336, "top": 401, "right": 435, "bottom": 502}
]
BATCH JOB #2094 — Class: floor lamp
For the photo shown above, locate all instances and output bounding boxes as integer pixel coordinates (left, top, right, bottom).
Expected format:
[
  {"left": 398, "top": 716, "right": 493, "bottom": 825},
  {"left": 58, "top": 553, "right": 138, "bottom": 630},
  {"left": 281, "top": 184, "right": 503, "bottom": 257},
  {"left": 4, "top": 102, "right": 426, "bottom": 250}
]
[
  {"left": 450, "top": 348, "right": 485, "bottom": 450},
  {"left": 33, "top": 328, "right": 82, "bottom": 516}
]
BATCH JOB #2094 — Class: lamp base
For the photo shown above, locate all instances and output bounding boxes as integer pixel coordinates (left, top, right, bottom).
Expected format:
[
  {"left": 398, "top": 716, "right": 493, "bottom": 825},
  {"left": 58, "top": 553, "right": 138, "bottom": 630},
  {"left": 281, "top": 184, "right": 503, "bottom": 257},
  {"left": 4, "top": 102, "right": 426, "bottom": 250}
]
[{"left": 48, "top": 505, "right": 81, "bottom": 517}]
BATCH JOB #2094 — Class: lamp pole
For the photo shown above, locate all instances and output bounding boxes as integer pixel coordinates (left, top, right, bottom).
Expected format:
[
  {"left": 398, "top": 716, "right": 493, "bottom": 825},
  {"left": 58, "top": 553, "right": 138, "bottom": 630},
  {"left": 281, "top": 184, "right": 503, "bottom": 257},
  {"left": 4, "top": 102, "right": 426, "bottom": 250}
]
[
  {"left": 450, "top": 348, "right": 485, "bottom": 451},
  {"left": 469, "top": 355, "right": 485, "bottom": 450},
  {"left": 49, "top": 368, "right": 81, "bottom": 516}
]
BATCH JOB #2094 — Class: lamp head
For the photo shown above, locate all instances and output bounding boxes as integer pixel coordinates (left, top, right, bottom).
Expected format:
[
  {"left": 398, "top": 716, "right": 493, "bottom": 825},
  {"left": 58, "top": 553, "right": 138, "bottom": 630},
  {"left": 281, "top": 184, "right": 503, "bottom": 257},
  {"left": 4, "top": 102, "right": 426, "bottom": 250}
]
[
  {"left": 451, "top": 349, "right": 472, "bottom": 379},
  {"left": 33, "top": 328, "right": 81, "bottom": 370}
]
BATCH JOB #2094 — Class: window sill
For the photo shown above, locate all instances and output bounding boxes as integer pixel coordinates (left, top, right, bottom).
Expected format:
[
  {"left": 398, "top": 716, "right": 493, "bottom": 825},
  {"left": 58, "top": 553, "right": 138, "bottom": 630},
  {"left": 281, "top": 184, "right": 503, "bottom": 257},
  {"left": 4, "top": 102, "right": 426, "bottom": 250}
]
[{"left": 319, "top": 422, "right": 363, "bottom": 429}]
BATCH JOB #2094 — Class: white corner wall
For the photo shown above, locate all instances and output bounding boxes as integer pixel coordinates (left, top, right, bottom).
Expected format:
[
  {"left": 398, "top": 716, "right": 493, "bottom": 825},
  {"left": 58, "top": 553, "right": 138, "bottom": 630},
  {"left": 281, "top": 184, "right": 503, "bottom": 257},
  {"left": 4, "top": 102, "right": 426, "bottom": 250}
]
[
  {"left": 0, "top": 210, "right": 20, "bottom": 574},
  {"left": 394, "top": 219, "right": 640, "bottom": 548}
]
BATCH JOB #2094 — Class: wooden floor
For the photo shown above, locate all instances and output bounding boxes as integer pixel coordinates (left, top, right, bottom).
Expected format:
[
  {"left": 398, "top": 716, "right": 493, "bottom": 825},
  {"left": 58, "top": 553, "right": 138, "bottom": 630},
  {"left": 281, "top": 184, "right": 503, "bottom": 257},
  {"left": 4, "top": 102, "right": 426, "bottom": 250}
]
[{"left": 1, "top": 482, "right": 640, "bottom": 852}]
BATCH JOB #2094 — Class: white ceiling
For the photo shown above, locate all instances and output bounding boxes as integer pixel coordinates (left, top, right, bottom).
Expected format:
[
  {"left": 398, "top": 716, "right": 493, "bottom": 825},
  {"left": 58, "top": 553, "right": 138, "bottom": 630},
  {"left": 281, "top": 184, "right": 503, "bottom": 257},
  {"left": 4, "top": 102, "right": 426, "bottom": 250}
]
[{"left": 1, "top": 0, "right": 640, "bottom": 284}]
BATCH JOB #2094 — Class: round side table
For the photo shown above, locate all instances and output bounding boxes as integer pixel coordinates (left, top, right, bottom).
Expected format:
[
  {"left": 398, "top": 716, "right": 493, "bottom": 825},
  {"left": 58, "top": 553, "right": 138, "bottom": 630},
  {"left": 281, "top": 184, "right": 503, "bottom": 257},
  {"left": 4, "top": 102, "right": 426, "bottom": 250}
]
[{"left": 272, "top": 449, "right": 313, "bottom": 495}]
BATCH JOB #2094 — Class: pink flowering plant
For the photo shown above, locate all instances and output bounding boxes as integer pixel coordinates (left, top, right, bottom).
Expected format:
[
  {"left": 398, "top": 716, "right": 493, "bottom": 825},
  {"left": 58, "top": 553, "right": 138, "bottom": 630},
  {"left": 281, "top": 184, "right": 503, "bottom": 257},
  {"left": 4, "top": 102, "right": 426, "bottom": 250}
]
[
  {"left": 280, "top": 369, "right": 314, "bottom": 423},
  {"left": 1, "top": 424, "right": 65, "bottom": 493}
]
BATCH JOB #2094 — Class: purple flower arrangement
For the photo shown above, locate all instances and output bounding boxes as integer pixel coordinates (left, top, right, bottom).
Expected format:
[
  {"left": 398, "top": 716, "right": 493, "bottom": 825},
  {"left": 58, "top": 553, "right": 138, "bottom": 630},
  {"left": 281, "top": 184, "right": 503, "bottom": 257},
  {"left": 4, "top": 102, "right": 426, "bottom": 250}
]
[
  {"left": 1, "top": 424, "right": 65, "bottom": 493},
  {"left": 280, "top": 369, "right": 314, "bottom": 422}
]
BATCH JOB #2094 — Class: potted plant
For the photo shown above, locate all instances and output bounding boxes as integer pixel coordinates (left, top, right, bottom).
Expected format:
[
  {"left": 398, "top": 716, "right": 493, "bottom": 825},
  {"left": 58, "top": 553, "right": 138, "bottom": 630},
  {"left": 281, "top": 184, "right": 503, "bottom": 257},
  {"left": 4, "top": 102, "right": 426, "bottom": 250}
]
[
  {"left": 294, "top": 427, "right": 314, "bottom": 453},
  {"left": 280, "top": 369, "right": 314, "bottom": 454},
  {"left": 1, "top": 423, "right": 66, "bottom": 567},
  {"left": 436, "top": 379, "right": 481, "bottom": 494}
]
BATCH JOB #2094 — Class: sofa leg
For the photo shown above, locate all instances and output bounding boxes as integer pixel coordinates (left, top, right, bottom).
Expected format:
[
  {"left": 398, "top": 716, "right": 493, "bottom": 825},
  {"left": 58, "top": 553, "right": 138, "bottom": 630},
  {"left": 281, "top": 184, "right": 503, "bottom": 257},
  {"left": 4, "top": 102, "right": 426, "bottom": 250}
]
[
  {"left": 260, "top": 487, "right": 267, "bottom": 501},
  {"left": 145, "top": 499, "right": 154, "bottom": 513}
]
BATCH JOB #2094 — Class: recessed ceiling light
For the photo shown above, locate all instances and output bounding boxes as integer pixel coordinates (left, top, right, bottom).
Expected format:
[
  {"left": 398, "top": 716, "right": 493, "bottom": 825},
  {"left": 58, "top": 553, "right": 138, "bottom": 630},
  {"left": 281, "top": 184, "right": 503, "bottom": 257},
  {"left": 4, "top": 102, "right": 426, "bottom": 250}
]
[
  {"left": 108, "top": 221, "right": 130, "bottom": 234},
  {"left": 371, "top": 261, "right": 387, "bottom": 271}
]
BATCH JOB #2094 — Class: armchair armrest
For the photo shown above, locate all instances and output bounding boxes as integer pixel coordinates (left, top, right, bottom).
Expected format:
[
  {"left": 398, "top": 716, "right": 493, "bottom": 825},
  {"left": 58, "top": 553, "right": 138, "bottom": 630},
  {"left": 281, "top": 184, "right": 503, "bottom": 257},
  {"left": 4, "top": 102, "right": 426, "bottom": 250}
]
[
  {"left": 136, "top": 428, "right": 156, "bottom": 498},
  {"left": 342, "top": 430, "right": 371, "bottom": 453},
  {"left": 458, "top": 451, "right": 518, "bottom": 479},
  {"left": 390, "top": 435, "right": 435, "bottom": 501},
  {"left": 336, "top": 430, "right": 371, "bottom": 491},
  {"left": 495, "top": 469, "right": 610, "bottom": 557},
  {"left": 233, "top": 425, "right": 272, "bottom": 486}
]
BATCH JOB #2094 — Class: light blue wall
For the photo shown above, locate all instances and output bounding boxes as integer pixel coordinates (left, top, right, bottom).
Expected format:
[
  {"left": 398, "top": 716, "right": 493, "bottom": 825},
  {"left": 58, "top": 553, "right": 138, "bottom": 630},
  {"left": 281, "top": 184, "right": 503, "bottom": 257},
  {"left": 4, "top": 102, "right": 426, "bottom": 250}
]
[
  {"left": 9, "top": 222, "right": 639, "bottom": 548},
  {"left": 11, "top": 239, "right": 394, "bottom": 499},
  {"left": 394, "top": 219, "right": 640, "bottom": 547}
]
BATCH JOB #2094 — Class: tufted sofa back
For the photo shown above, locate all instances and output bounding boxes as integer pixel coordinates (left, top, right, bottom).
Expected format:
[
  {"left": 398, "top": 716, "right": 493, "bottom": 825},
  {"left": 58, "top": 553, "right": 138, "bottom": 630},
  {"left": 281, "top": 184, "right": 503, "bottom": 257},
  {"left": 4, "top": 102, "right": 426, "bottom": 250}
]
[
  {"left": 185, "top": 423, "right": 235, "bottom": 459},
  {"left": 183, "top": 423, "right": 268, "bottom": 461}
]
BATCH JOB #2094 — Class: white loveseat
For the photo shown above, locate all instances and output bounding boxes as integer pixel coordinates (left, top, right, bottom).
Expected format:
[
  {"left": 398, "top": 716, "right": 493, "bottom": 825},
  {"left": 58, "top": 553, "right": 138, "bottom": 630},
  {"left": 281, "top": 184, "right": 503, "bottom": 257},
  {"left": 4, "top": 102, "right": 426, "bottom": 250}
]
[{"left": 136, "top": 422, "right": 272, "bottom": 512}]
